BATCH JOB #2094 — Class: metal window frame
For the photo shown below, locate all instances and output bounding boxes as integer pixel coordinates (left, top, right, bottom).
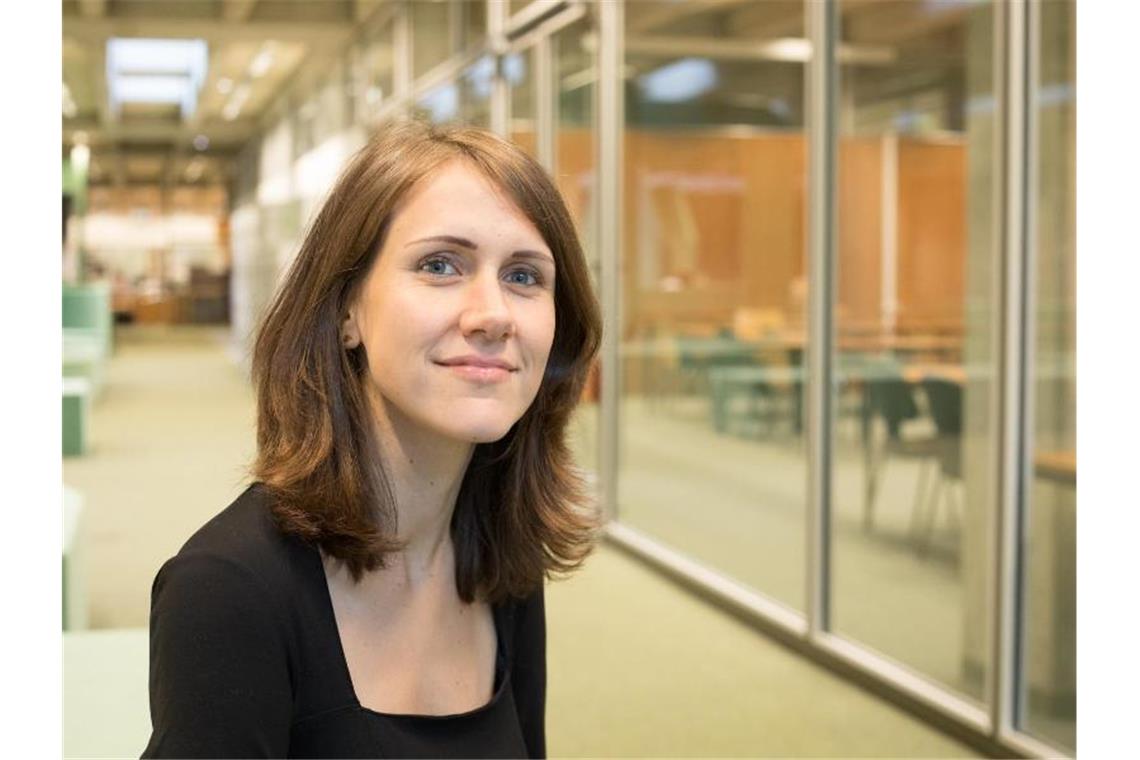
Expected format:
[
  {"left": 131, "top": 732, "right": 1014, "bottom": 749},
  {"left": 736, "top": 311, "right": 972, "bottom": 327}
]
[
  {"left": 596, "top": 0, "right": 622, "bottom": 525},
  {"left": 805, "top": 0, "right": 838, "bottom": 639}
]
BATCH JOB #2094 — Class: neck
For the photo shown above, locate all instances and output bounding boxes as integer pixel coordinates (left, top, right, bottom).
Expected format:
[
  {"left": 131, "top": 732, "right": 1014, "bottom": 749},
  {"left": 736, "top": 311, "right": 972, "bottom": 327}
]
[{"left": 367, "top": 388, "right": 474, "bottom": 585}]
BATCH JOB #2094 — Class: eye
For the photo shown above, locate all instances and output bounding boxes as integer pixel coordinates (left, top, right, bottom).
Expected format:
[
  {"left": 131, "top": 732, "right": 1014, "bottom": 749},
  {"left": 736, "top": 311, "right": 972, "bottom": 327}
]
[
  {"left": 505, "top": 267, "right": 542, "bottom": 287},
  {"left": 419, "top": 255, "right": 459, "bottom": 277}
]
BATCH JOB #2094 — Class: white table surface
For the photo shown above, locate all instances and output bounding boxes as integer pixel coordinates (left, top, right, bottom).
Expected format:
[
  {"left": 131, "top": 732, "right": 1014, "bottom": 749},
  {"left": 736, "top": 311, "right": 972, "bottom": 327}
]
[{"left": 64, "top": 628, "right": 150, "bottom": 759}]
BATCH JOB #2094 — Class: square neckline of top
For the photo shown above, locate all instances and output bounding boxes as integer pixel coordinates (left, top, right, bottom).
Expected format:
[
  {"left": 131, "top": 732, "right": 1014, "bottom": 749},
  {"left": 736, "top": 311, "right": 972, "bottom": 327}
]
[{"left": 309, "top": 543, "right": 511, "bottom": 721}]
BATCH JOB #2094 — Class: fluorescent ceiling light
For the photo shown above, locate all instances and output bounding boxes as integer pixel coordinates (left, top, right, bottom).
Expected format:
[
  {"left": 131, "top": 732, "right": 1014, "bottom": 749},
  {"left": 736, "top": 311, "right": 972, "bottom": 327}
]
[
  {"left": 106, "top": 38, "right": 208, "bottom": 119},
  {"left": 464, "top": 54, "right": 496, "bottom": 98},
  {"left": 637, "top": 57, "right": 717, "bottom": 103},
  {"left": 502, "top": 53, "right": 525, "bottom": 86},
  {"left": 71, "top": 144, "right": 90, "bottom": 172},
  {"left": 418, "top": 84, "right": 458, "bottom": 123},
  {"left": 114, "top": 75, "right": 191, "bottom": 103},
  {"left": 249, "top": 45, "right": 275, "bottom": 78}
]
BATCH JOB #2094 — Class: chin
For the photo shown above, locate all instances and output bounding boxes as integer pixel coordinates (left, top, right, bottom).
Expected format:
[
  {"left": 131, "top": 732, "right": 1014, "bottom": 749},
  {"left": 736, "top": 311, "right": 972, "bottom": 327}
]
[{"left": 436, "top": 416, "right": 518, "bottom": 445}]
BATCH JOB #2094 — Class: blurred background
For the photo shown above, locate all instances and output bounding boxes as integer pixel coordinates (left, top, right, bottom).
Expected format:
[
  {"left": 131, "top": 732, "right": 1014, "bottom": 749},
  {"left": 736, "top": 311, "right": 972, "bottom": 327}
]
[{"left": 61, "top": 1, "right": 1074, "bottom": 757}]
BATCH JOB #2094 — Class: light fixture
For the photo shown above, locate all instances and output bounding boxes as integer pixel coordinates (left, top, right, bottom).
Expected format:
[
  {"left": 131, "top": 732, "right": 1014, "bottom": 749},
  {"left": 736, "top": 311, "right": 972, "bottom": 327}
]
[
  {"left": 216, "top": 77, "right": 234, "bottom": 94},
  {"left": 63, "top": 82, "right": 78, "bottom": 118},
  {"left": 71, "top": 143, "right": 90, "bottom": 173},
  {"left": 249, "top": 44, "right": 275, "bottom": 78}
]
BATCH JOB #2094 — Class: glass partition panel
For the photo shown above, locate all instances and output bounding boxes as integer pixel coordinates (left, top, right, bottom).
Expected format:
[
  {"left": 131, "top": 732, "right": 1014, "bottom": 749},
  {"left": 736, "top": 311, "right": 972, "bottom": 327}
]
[
  {"left": 413, "top": 81, "right": 460, "bottom": 124},
  {"left": 832, "top": 0, "right": 996, "bottom": 708},
  {"left": 507, "top": 48, "right": 536, "bottom": 158},
  {"left": 1021, "top": 0, "right": 1076, "bottom": 751},
  {"left": 357, "top": 15, "right": 395, "bottom": 122},
  {"left": 458, "top": 54, "right": 494, "bottom": 127},
  {"left": 554, "top": 14, "right": 599, "bottom": 482},
  {"left": 618, "top": 0, "right": 808, "bottom": 612},
  {"left": 413, "top": 0, "right": 452, "bottom": 79}
]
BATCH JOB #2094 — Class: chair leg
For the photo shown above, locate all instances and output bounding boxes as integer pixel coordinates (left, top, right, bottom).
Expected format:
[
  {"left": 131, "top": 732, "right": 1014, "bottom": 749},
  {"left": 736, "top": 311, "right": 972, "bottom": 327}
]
[
  {"left": 915, "top": 470, "right": 944, "bottom": 557},
  {"left": 865, "top": 444, "right": 885, "bottom": 533},
  {"left": 908, "top": 459, "right": 931, "bottom": 541}
]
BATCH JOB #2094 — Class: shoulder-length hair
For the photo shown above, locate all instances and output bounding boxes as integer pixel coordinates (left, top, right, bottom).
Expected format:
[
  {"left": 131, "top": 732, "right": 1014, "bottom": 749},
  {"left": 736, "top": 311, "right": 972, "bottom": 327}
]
[{"left": 250, "top": 119, "right": 602, "bottom": 604}]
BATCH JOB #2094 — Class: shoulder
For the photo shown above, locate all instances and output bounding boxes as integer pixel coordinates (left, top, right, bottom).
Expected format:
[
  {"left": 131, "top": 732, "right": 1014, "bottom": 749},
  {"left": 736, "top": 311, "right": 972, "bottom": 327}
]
[{"left": 154, "top": 483, "right": 311, "bottom": 615}]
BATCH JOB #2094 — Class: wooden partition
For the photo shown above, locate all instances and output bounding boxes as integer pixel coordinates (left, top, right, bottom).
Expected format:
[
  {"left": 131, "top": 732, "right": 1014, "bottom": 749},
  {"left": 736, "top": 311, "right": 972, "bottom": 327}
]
[{"left": 552, "top": 128, "right": 967, "bottom": 346}]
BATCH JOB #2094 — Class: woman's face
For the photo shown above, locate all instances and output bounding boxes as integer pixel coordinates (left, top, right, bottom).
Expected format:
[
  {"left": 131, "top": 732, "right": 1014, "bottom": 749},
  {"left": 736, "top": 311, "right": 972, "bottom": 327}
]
[{"left": 344, "top": 160, "right": 557, "bottom": 445}]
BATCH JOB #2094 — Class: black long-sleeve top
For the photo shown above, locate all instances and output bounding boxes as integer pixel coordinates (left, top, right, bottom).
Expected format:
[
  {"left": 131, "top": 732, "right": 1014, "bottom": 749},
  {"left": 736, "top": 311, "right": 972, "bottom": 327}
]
[{"left": 141, "top": 483, "right": 546, "bottom": 759}]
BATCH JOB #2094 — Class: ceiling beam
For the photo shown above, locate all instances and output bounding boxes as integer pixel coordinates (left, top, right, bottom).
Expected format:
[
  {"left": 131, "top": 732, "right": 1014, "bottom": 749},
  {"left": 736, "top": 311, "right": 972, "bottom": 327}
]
[
  {"left": 724, "top": 1, "right": 804, "bottom": 39},
  {"left": 627, "top": 0, "right": 751, "bottom": 34},
  {"left": 222, "top": 0, "right": 259, "bottom": 24},
  {"left": 67, "top": 18, "right": 353, "bottom": 45},
  {"left": 843, "top": 3, "right": 972, "bottom": 45},
  {"left": 355, "top": 0, "right": 385, "bottom": 23},
  {"left": 77, "top": 0, "right": 107, "bottom": 19},
  {"left": 625, "top": 35, "right": 897, "bottom": 66},
  {"left": 65, "top": 117, "right": 260, "bottom": 147}
]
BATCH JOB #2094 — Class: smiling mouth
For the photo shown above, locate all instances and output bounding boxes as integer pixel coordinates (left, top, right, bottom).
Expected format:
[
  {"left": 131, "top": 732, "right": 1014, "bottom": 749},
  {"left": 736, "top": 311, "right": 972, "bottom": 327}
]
[{"left": 436, "top": 362, "right": 514, "bottom": 383}]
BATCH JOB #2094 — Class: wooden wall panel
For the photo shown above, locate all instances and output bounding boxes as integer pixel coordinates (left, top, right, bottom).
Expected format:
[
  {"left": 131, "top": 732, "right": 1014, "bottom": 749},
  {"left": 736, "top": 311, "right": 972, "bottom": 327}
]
[
  {"left": 549, "top": 128, "right": 965, "bottom": 342},
  {"left": 838, "top": 137, "right": 884, "bottom": 328},
  {"left": 896, "top": 138, "right": 966, "bottom": 330}
]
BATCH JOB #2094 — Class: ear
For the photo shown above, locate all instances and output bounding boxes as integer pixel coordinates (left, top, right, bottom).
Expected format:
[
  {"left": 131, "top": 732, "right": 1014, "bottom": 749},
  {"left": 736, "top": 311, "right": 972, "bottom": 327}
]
[{"left": 341, "top": 309, "right": 362, "bottom": 349}]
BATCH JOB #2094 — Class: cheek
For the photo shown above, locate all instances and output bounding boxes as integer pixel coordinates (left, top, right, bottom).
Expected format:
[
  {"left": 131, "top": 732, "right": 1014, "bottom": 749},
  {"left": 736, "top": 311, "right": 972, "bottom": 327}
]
[{"left": 530, "top": 305, "right": 557, "bottom": 369}]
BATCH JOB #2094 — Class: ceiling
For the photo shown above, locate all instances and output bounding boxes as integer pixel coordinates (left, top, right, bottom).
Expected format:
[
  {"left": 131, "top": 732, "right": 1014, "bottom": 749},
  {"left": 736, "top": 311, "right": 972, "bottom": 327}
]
[
  {"left": 62, "top": 0, "right": 389, "bottom": 190},
  {"left": 62, "top": 0, "right": 972, "bottom": 192}
]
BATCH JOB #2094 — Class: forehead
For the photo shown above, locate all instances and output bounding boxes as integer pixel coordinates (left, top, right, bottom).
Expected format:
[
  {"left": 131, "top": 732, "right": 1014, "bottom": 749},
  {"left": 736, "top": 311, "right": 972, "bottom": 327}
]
[{"left": 387, "top": 160, "right": 547, "bottom": 247}]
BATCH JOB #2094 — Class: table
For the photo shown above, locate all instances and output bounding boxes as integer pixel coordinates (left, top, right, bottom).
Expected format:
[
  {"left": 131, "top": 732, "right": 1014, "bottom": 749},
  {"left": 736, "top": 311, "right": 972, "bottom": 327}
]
[
  {"left": 64, "top": 629, "right": 151, "bottom": 758},
  {"left": 1034, "top": 449, "right": 1076, "bottom": 485}
]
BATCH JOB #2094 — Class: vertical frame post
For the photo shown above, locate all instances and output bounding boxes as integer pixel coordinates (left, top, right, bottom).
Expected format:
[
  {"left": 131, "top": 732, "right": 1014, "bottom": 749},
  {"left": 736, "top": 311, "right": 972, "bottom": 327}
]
[
  {"left": 805, "top": 0, "right": 839, "bottom": 636},
  {"left": 991, "top": 0, "right": 1034, "bottom": 744},
  {"left": 535, "top": 33, "right": 555, "bottom": 175},
  {"left": 597, "top": 0, "right": 623, "bottom": 523},
  {"left": 488, "top": 0, "right": 509, "bottom": 136}
]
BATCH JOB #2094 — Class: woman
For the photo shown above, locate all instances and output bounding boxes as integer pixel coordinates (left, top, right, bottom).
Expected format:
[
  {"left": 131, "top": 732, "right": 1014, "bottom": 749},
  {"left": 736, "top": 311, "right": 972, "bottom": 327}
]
[{"left": 142, "top": 120, "right": 602, "bottom": 759}]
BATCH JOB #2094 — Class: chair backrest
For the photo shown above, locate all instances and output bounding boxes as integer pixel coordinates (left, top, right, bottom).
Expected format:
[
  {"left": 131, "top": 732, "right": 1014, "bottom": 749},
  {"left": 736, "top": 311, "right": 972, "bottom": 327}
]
[
  {"left": 862, "top": 357, "right": 920, "bottom": 439},
  {"left": 921, "top": 378, "right": 963, "bottom": 436}
]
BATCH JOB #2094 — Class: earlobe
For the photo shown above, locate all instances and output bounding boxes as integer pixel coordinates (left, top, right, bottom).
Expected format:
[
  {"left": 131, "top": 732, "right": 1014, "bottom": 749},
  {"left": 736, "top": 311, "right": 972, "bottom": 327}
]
[{"left": 342, "top": 312, "right": 361, "bottom": 349}]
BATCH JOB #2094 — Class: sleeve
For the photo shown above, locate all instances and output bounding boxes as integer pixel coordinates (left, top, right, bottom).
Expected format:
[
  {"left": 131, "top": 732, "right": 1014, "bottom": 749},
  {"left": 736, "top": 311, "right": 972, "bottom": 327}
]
[
  {"left": 510, "top": 585, "right": 547, "bottom": 759},
  {"left": 141, "top": 552, "right": 294, "bottom": 759}
]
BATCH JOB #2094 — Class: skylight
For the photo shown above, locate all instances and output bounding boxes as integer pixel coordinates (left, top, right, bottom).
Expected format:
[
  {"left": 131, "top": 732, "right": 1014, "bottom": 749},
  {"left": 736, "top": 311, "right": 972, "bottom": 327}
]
[{"left": 106, "top": 38, "right": 209, "bottom": 119}]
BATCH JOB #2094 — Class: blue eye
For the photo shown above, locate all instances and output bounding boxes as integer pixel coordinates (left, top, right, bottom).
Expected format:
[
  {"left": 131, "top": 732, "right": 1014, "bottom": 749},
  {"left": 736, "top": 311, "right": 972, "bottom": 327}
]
[
  {"left": 419, "top": 256, "right": 459, "bottom": 276},
  {"left": 506, "top": 268, "right": 542, "bottom": 287}
]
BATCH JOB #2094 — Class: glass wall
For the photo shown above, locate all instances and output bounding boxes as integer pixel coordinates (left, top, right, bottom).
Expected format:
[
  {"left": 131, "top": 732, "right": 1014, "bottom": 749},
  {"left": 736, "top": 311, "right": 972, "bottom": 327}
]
[
  {"left": 555, "top": 14, "right": 599, "bottom": 483},
  {"left": 458, "top": 53, "right": 495, "bottom": 128},
  {"left": 617, "top": 0, "right": 808, "bottom": 612},
  {"left": 1022, "top": 0, "right": 1076, "bottom": 751},
  {"left": 356, "top": 13, "right": 395, "bottom": 121},
  {"left": 413, "top": 0, "right": 486, "bottom": 80},
  {"left": 831, "top": 0, "right": 996, "bottom": 709},
  {"left": 507, "top": 47, "right": 536, "bottom": 158}
]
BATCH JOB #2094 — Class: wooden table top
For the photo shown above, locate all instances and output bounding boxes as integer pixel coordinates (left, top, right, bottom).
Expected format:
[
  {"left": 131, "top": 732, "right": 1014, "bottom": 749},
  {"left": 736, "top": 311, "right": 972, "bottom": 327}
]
[{"left": 1034, "top": 449, "right": 1076, "bottom": 484}]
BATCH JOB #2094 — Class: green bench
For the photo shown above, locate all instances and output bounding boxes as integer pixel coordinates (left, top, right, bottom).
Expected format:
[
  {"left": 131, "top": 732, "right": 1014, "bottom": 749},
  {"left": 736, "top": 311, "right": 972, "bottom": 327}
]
[{"left": 63, "top": 376, "right": 92, "bottom": 456}]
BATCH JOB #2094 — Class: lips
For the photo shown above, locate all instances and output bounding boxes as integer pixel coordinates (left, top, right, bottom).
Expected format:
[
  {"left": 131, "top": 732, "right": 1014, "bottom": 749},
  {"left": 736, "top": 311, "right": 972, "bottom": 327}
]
[
  {"left": 436, "top": 356, "right": 517, "bottom": 371},
  {"left": 438, "top": 362, "right": 513, "bottom": 384}
]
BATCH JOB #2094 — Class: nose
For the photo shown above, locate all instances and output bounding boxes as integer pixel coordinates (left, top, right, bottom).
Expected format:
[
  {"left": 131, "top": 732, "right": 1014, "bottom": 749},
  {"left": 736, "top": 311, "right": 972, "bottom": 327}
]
[{"left": 458, "top": 269, "right": 515, "bottom": 342}]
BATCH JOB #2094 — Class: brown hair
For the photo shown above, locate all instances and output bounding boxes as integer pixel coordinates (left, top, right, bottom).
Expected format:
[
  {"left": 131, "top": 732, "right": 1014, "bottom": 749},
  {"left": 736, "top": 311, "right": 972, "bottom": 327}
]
[{"left": 250, "top": 119, "right": 602, "bottom": 604}]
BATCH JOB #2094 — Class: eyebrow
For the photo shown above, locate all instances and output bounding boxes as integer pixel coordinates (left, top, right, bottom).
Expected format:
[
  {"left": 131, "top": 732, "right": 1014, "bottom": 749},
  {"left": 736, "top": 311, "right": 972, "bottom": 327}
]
[{"left": 405, "top": 235, "right": 555, "bottom": 266}]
